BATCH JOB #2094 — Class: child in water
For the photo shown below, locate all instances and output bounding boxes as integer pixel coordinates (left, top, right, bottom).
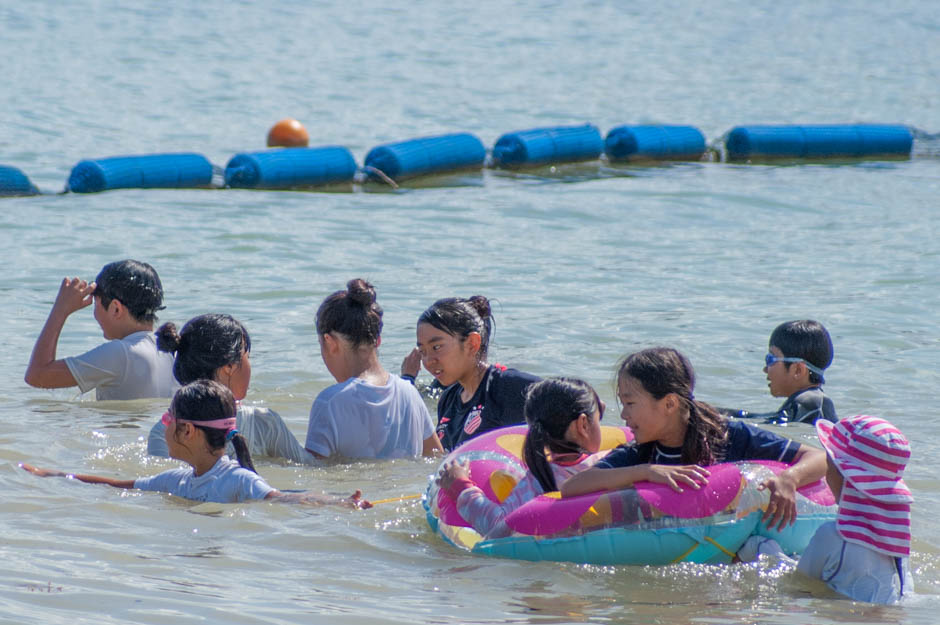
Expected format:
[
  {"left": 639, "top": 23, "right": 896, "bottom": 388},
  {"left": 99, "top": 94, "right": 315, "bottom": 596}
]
[
  {"left": 438, "top": 377, "right": 607, "bottom": 538},
  {"left": 25, "top": 259, "right": 177, "bottom": 400},
  {"left": 148, "top": 314, "right": 314, "bottom": 464},
  {"left": 797, "top": 415, "right": 914, "bottom": 603},
  {"left": 404, "top": 295, "right": 540, "bottom": 451},
  {"left": 21, "top": 380, "right": 368, "bottom": 507},
  {"left": 724, "top": 320, "right": 836, "bottom": 425},
  {"left": 562, "top": 347, "right": 827, "bottom": 530},
  {"left": 306, "top": 279, "right": 443, "bottom": 459}
]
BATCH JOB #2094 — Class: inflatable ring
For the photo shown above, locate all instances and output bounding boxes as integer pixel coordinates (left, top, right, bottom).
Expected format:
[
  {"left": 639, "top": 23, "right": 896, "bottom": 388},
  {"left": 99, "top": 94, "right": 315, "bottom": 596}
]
[{"left": 424, "top": 425, "right": 836, "bottom": 565}]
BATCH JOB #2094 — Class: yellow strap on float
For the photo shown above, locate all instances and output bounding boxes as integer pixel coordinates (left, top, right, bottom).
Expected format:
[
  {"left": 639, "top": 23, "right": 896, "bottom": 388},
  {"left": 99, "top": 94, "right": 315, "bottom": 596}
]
[
  {"left": 669, "top": 536, "right": 737, "bottom": 563},
  {"left": 370, "top": 494, "right": 422, "bottom": 506}
]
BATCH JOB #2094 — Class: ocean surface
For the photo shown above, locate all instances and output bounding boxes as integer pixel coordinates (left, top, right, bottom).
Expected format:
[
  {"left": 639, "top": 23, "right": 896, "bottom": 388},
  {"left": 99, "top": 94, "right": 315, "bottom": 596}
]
[{"left": 2, "top": 1, "right": 939, "bottom": 623}]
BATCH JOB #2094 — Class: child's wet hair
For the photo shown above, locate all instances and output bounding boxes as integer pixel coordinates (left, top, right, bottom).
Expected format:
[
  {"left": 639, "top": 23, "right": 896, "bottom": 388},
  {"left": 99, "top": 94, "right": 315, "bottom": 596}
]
[
  {"left": 523, "top": 377, "right": 601, "bottom": 493},
  {"left": 156, "top": 314, "right": 250, "bottom": 384},
  {"left": 417, "top": 296, "right": 493, "bottom": 360},
  {"left": 618, "top": 347, "right": 727, "bottom": 465},
  {"left": 93, "top": 259, "right": 164, "bottom": 323},
  {"left": 769, "top": 320, "right": 833, "bottom": 385},
  {"left": 169, "top": 379, "right": 256, "bottom": 473},
  {"left": 316, "top": 278, "right": 383, "bottom": 348}
]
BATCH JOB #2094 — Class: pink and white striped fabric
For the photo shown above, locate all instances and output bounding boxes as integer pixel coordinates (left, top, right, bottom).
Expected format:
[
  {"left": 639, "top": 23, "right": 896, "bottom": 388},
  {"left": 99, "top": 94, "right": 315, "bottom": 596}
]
[{"left": 816, "top": 415, "right": 913, "bottom": 557}]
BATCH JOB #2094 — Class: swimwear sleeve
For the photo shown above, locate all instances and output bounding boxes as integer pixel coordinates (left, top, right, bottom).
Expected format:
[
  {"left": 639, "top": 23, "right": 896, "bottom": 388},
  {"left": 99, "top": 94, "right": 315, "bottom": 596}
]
[
  {"left": 304, "top": 395, "right": 339, "bottom": 457},
  {"left": 134, "top": 468, "right": 187, "bottom": 494},
  {"left": 64, "top": 340, "right": 127, "bottom": 394},
  {"left": 723, "top": 421, "right": 800, "bottom": 463},
  {"left": 455, "top": 473, "right": 544, "bottom": 539}
]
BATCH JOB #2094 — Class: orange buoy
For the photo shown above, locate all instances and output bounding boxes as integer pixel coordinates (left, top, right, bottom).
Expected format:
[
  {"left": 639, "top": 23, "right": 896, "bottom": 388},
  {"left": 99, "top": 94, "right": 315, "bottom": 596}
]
[{"left": 267, "top": 118, "right": 309, "bottom": 148}]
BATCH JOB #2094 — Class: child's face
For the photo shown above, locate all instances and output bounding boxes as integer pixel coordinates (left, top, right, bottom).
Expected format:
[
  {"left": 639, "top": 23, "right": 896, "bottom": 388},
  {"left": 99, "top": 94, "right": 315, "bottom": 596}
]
[
  {"left": 764, "top": 345, "right": 806, "bottom": 397},
  {"left": 564, "top": 404, "right": 604, "bottom": 454},
  {"left": 617, "top": 375, "right": 679, "bottom": 446},
  {"left": 825, "top": 454, "right": 844, "bottom": 502},
  {"left": 416, "top": 322, "right": 480, "bottom": 387},
  {"left": 221, "top": 349, "right": 251, "bottom": 401},
  {"left": 92, "top": 295, "right": 117, "bottom": 340}
]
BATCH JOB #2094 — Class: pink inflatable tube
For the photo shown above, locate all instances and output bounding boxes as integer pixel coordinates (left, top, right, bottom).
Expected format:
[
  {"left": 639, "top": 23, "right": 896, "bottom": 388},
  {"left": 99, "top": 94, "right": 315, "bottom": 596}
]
[{"left": 424, "top": 425, "right": 836, "bottom": 565}]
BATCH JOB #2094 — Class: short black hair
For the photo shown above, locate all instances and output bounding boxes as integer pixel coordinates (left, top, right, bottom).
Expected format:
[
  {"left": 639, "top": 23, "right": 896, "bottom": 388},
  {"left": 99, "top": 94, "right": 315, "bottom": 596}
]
[
  {"left": 94, "top": 259, "right": 164, "bottom": 323},
  {"left": 769, "top": 320, "right": 833, "bottom": 384}
]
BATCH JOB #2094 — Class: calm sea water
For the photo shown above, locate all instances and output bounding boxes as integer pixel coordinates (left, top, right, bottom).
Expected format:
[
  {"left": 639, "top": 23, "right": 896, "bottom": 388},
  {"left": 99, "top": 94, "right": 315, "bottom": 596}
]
[{"left": 2, "top": 1, "right": 939, "bottom": 623}]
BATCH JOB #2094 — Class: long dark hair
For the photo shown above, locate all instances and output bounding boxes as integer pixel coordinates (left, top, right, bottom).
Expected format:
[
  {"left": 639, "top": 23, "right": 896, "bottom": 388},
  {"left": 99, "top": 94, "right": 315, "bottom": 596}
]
[
  {"left": 169, "top": 379, "right": 256, "bottom": 473},
  {"left": 618, "top": 347, "right": 727, "bottom": 465},
  {"left": 522, "top": 377, "right": 601, "bottom": 492},
  {"left": 156, "top": 314, "right": 250, "bottom": 384},
  {"left": 417, "top": 296, "right": 492, "bottom": 361},
  {"left": 316, "top": 278, "right": 383, "bottom": 348}
]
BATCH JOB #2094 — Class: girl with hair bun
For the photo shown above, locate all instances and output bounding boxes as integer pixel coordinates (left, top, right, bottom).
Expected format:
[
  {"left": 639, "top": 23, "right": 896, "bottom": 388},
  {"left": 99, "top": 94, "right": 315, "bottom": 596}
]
[
  {"left": 561, "top": 347, "right": 826, "bottom": 530},
  {"left": 22, "top": 380, "right": 369, "bottom": 507},
  {"left": 149, "top": 314, "right": 313, "bottom": 464},
  {"left": 404, "top": 295, "right": 540, "bottom": 451},
  {"left": 305, "top": 279, "right": 443, "bottom": 459},
  {"left": 437, "top": 377, "right": 607, "bottom": 538}
]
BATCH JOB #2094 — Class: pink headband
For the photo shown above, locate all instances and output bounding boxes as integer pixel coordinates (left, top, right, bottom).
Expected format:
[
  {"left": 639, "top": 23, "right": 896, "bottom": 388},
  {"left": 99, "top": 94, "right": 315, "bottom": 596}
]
[{"left": 161, "top": 412, "right": 237, "bottom": 432}]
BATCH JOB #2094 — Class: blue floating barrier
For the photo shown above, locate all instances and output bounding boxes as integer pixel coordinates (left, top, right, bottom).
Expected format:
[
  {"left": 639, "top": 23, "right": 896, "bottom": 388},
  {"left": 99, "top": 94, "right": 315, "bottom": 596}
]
[
  {"left": 492, "top": 124, "right": 603, "bottom": 168},
  {"left": 605, "top": 125, "right": 706, "bottom": 162},
  {"left": 726, "top": 124, "right": 913, "bottom": 160},
  {"left": 364, "top": 133, "right": 485, "bottom": 181},
  {"left": 67, "top": 153, "right": 213, "bottom": 193},
  {"left": 0, "top": 164, "right": 39, "bottom": 196},
  {"left": 225, "top": 146, "right": 357, "bottom": 189}
]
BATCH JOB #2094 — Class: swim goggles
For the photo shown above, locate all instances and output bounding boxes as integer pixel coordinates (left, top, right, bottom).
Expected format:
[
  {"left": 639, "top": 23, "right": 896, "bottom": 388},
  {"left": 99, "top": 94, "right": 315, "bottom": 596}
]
[
  {"left": 764, "top": 353, "right": 826, "bottom": 378},
  {"left": 161, "top": 411, "right": 237, "bottom": 431}
]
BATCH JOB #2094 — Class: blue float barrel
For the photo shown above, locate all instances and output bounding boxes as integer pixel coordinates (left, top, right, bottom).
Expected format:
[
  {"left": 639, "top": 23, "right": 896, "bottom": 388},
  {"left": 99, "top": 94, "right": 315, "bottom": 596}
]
[
  {"left": 224, "top": 146, "right": 357, "bottom": 188},
  {"left": 726, "top": 124, "right": 913, "bottom": 160},
  {"left": 605, "top": 125, "right": 706, "bottom": 162},
  {"left": 67, "top": 153, "right": 213, "bottom": 193},
  {"left": 492, "top": 124, "right": 603, "bottom": 168},
  {"left": 0, "top": 165, "right": 39, "bottom": 196},
  {"left": 363, "top": 133, "right": 485, "bottom": 181}
]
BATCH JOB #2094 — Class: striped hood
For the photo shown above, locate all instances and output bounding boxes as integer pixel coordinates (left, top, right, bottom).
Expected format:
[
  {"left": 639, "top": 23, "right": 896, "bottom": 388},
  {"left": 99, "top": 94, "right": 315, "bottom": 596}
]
[{"left": 816, "top": 415, "right": 913, "bottom": 557}]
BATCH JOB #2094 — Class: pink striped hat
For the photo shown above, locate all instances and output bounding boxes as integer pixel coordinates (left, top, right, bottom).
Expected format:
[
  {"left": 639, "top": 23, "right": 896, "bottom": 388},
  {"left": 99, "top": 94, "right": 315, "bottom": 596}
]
[{"left": 816, "top": 415, "right": 913, "bottom": 557}]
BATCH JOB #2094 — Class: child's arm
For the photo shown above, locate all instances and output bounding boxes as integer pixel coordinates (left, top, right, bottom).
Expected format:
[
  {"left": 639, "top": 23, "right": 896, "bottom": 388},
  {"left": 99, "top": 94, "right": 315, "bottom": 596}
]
[
  {"left": 20, "top": 462, "right": 136, "bottom": 489},
  {"left": 267, "top": 489, "right": 372, "bottom": 508},
  {"left": 422, "top": 433, "right": 444, "bottom": 457},
  {"left": 561, "top": 464, "right": 711, "bottom": 498},
  {"left": 24, "top": 278, "right": 96, "bottom": 389},
  {"left": 758, "top": 444, "right": 827, "bottom": 530}
]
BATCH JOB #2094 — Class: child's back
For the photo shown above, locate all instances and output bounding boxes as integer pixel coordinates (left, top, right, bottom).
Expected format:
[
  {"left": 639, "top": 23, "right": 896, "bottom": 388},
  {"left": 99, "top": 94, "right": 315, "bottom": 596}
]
[{"left": 799, "top": 415, "right": 914, "bottom": 604}]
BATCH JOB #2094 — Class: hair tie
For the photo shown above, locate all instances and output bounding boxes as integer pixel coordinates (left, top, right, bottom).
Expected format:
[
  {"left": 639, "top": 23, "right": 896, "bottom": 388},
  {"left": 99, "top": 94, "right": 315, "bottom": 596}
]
[
  {"left": 225, "top": 429, "right": 239, "bottom": 442},
  {"left": 687, "top": 393, "right": 695, "bottom": 402}
]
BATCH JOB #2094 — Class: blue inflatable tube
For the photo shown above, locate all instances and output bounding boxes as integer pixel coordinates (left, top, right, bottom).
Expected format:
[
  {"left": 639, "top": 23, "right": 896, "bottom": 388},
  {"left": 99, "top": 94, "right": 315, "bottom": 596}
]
[
  {"left": 363, "top": 133, "right": 485, "bottom": 182},
  {"left": 225, "top": 146, "right": 357, "bottom": 189},
  {"left": 605, "top": 125, "right": 706, "bottom": 162},
  {"left": 492, "top": 124, "right": 603, "bottom": 168},
  {"left": 726, "top": 124, "right": 913, "bottom": 160},
  {"left": 0, "top": 165, "right": 39, "bottom": 196},
  {"left": 67, "top": 153, "right": 213, "bottom": 193}
]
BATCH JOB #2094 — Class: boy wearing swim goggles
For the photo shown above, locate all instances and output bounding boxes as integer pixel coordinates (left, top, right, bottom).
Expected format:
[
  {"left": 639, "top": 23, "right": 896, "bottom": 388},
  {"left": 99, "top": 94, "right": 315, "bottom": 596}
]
[{"left": 722, "top": 320, "right": 836, "bottom": 425}]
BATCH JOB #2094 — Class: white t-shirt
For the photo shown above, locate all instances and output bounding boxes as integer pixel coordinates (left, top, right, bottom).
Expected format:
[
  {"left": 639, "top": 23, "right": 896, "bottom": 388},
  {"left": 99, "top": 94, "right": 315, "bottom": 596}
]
[
  {"left": 148, "top": 404, "right": 316, "bottom": 465},
  {"left": 64, "top": 330, "right": 178, "bottom": 400},
  {"left": 305, "top": 375, "right": 434, "bottom": 459},
  {"left": 798, "top": 521, "right": 913, "bottom": 604},
  {"left": 133, "top": 455, "right": 275, "bottom": 503}
]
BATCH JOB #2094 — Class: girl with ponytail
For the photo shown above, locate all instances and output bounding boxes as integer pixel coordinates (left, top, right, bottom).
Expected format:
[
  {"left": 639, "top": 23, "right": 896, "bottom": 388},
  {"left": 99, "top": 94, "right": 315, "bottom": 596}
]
[
  {"left": 21, "top": 380, "right": 369, "bottom": 507},
  {"left": 405, "top": 295, "right": 540, "bottom": 451},
  {"left": 562, "top": 347, "right": 826, "bottom": 530},
  {"left": 437, "top": 378, "right": 606, "bottom": 539},
  {"left": 148, "top": 314, "right": 313, "bottom": 464},
  {"left": 305, "top": 279, "right": 443, "bottom": 459}
]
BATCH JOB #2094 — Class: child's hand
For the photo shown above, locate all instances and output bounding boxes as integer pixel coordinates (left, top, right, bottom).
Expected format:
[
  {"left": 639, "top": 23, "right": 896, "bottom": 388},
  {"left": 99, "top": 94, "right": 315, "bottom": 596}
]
[
  {"left": 52, "top": 277, "right": 96, "bottom": 317},
  {"left": 436, "top": 459, "right": 471, "bottom": 492},
  {"left": 345, "top": 489, "right": 372, "bottom": 509},
  {"left": 758, "top": 474, "right": 798, "bottom": 530},
  {"left": 401, "top": 347, "right": 421, "bottom": 379},
  {"left": 19, "top": 462, "right": 67, "bottom": 478},
  {"left": 644, "top": 464, "right": 710, "bottom": 493}
]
